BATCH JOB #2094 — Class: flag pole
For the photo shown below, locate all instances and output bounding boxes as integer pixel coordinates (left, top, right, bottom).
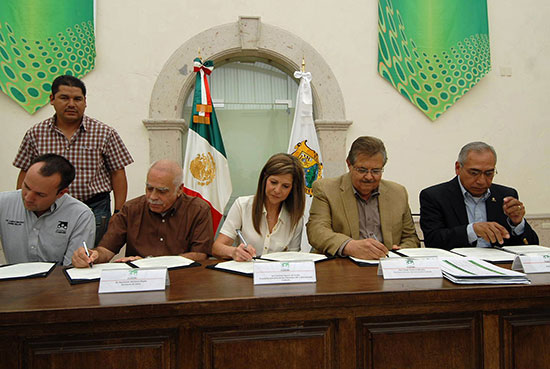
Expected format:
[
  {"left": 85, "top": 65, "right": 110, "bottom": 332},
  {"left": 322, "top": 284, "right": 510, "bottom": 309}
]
[{"left": 301, "top": 56, "right": 306, "bottom": 72}]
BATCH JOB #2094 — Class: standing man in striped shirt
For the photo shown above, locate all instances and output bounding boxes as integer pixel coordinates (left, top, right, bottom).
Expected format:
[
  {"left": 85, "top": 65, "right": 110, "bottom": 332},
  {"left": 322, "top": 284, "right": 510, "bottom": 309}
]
[{"left": 13, "top": 75, "right": 134, "bottom": 246}]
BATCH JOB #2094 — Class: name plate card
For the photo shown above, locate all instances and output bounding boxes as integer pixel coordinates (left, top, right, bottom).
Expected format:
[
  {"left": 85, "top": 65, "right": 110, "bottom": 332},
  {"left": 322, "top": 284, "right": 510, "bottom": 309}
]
[
  {"left": 253, "top": 260, "right": 316, "bottom": 285},
  {"left": 377, "top": 257, "right": 442, "bottom": 279},
  {"left": 98, "top": 267, "right": 169, "bottom": 293},
  {"left": 512, "top": 254, "right": 550, "bottom": 274}
]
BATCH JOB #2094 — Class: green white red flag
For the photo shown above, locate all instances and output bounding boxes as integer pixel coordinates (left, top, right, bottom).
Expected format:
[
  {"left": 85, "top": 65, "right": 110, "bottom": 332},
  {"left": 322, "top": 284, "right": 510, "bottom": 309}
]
[{"left": 183, "top": 58, "right": 232, "bottom": 231}]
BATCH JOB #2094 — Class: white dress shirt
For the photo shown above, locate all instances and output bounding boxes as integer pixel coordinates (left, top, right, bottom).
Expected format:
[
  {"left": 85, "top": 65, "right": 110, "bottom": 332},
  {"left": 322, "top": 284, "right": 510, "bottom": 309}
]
[{"left": 219, "top": 195, "right": 303, "bottom": 256}]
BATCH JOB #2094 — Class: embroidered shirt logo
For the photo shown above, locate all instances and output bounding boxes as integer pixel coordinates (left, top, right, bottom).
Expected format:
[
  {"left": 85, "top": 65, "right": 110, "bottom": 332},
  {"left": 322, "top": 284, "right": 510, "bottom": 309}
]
[
  {"left": 56, "top": 221, "right": 68, "bottom": 234},
  {"left": 6, "top": 219, "right": 24, "bottom": 226}
]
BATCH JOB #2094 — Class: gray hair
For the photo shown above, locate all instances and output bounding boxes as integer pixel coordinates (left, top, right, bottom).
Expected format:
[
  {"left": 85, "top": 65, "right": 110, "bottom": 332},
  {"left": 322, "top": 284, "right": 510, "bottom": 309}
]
[
  {"left": 457, "top": 142, "right": 497, "bottom": 166},
  {"left": 347, "top": 136, "right": 388, "bottom": 165}
]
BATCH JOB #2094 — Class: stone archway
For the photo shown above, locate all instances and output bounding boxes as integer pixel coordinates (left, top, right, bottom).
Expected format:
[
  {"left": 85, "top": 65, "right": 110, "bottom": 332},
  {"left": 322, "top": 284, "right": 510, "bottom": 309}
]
[{"left": 144, "top": 16, "right": 351, "bottom": 176}]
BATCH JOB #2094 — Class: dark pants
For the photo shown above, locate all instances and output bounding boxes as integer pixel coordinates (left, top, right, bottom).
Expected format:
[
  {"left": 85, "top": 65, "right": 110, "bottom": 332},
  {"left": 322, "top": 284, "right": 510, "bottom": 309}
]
[{"left": 84, "top": 192, "right": 111, "bottom": 247}]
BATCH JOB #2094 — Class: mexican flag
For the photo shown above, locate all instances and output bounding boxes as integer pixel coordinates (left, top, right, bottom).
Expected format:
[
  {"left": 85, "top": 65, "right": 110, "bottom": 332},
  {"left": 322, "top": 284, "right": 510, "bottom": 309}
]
[
  {"left": 183, "top": 58, "right": 232, "bottom": 232},
  {"left": 288, "top": 71, "right": 323, "bottom": 252}
]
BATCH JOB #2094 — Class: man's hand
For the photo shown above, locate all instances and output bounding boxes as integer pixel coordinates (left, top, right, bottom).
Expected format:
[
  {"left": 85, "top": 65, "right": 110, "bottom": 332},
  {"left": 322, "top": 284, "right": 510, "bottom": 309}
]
[
  {"left": 343, "top": 239, "right": 388, "bottom": 260},
  {"left": 503, "top": 196, "right": 525, "bottom": 226},
  {"left": 72, "top": 246, "right": 98, "bottom": 268},
  {"left": 232, "top": 244, "right": 257, "bottom": 262},
  {"left": 473, "top": 222, "right": 510, "bottom": 244}
]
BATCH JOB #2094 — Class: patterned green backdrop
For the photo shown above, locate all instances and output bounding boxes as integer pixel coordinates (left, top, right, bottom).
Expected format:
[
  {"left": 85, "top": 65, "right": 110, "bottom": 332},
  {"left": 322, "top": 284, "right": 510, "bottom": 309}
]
[
  {"left": 378, "top": 0, "right": 490, "bottom": 120},
  {"left": 0, "top": 0, "right": 95, "bottom": 114}
]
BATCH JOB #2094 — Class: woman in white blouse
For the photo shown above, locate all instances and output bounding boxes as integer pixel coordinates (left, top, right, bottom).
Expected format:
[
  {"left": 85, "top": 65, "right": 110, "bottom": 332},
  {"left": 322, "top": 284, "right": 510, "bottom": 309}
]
[{"left": 213, "top": 153, "right": 305, "bottom": 261}]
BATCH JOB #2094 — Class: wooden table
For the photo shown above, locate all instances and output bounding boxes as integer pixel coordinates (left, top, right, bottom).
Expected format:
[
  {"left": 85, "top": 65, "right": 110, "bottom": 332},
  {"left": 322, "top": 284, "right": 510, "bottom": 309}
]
[{"left": 1, "top": 258, "right": 549, "bottom": 369}]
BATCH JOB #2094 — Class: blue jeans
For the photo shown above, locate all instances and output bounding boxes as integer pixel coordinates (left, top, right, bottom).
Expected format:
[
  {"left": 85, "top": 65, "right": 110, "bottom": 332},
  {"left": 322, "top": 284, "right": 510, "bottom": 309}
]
[{"left": 85, "top": 193, "right": 111, "bottom": 246}]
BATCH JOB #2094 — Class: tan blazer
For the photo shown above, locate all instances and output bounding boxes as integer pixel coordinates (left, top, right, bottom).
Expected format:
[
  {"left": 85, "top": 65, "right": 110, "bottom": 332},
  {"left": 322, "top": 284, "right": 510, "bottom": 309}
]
[{"left": 306, "top": 173, "right": 419, "bottom": 255}]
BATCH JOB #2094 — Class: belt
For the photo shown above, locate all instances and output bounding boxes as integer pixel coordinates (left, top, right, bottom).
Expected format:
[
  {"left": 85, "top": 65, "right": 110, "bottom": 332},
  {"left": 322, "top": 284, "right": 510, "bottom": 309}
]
[{"left": 83, "top": 192, "right": 110, "bottom": 205}]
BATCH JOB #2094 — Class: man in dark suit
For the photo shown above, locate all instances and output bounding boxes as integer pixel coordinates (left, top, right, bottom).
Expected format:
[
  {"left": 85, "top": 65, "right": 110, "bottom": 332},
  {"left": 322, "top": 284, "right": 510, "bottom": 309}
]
[{"left": 420, "top": 142, "right": 538, "bottom": 250}]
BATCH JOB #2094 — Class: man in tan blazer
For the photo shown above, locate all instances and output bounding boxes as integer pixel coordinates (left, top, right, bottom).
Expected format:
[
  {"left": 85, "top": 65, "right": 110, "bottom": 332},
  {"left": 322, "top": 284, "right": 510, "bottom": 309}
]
[{"left": 307, "top": 136, "right": 419, "bottom": 259}]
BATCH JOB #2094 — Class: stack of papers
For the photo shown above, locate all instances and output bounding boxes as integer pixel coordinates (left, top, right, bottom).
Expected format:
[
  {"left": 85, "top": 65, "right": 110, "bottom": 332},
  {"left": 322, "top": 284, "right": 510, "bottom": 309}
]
[
  {"left": 450, "top": 247, "right": 516, "bottom": 262},
  {"left": 440, "top": 257, "right": 530, "bottom": 284}
]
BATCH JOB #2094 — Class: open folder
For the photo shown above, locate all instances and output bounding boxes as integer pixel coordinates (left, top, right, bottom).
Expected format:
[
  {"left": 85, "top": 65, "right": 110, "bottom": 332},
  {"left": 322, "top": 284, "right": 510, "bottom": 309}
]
[
  {"left": 64, "top": 255, "right": 200, "bottom": 284},
  {"left": 208, "top": 251, "right": 330, "bottom": 277},
  {"left": 0, "top": 262, "right": 56, "bottom": 281}
]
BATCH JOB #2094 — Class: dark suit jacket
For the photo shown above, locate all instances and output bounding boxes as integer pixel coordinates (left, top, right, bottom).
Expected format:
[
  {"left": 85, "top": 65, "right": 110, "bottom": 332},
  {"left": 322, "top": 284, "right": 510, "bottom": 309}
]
[{"left": 419, "top": 176, "right": 538, "bottom": 250}]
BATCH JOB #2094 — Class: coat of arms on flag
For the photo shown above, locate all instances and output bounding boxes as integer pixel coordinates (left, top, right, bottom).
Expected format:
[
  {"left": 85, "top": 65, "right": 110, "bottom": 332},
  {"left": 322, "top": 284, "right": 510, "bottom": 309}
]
[
  {"left": 290, "top": 140, "right": 322, "bottom": 196},
  {"left": 183, "top": 57, "right": 232, "bottom": 232}
]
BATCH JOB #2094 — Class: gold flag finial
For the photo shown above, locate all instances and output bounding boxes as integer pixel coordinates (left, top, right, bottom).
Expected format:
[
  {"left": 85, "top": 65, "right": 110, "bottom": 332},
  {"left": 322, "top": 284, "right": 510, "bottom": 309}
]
[
  {"left": 301, "top": 56, "right": 306, "bottom": 72},
  {"left": 198, "top": 47, "right": 202, "bottom": 61}
]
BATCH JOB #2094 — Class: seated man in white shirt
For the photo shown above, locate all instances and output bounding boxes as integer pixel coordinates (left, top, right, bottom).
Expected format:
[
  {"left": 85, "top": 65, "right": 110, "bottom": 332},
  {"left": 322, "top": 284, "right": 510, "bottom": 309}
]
[{"left": 0, "top": 154, "right": 95, "bottom": 265}]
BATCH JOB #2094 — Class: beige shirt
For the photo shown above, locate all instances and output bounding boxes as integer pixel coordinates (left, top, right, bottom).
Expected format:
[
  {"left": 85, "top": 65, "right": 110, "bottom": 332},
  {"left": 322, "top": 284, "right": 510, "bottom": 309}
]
[{"left": 220, "top": 195, "right": 303, "bottom": 256}]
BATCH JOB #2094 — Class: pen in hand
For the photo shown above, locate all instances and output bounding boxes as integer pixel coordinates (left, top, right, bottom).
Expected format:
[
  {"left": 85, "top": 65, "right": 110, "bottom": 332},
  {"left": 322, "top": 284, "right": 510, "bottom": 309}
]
[
  {"left": 368, "top": 232, "right": 388, "bottom": 259},
  {"left": 83, "top": 241, "right": 93, "bottom": 268},
  {"left": 236, "top": 229, "right": 248, "bottom": 248},
  {"left": 235, "top": 229, "right": 258, "bottom": 260}
]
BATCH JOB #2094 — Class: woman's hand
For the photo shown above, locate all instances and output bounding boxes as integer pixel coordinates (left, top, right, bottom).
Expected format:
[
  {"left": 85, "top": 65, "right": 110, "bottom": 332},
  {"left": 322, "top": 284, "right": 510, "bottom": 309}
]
[{"left": 232, "top": 243, "right": 257, "bottom": 261}]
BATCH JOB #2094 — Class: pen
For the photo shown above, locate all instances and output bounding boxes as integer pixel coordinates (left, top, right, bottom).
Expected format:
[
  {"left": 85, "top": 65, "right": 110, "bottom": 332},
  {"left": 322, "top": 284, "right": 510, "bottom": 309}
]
[
  {"left": 368, "top": 232, "right": 388, "bottom": 259},
  {"left": 83, "top": 241, "right": 93, "bottom": 268},
  {"left": 236, "top": 229, "right": 248, "bottom": 248}
]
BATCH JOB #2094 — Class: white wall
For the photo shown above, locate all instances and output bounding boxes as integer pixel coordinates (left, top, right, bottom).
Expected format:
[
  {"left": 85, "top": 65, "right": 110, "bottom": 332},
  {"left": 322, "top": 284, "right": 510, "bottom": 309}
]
[{"left": 0, "top": 0, "right": 548, "bottom": 215}]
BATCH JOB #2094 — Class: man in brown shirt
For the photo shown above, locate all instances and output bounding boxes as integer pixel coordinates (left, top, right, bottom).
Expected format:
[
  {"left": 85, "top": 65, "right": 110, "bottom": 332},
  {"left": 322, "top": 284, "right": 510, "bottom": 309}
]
[{"left": 72, "top": 160, "right": 213, "bottom": 267}]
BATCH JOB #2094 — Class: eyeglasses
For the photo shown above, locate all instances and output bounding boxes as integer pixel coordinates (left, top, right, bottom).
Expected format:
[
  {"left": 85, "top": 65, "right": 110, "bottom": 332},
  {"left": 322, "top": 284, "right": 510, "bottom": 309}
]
[
  {"left": 352, "top": 166, "right": 384, "bottom": 176},
  {"left": 465, "top": 168, "right": 497, "bottom": 179}
]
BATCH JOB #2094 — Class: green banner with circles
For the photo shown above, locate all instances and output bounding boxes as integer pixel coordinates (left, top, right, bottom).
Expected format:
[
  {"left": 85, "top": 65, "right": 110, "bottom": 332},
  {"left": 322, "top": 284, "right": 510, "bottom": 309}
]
[
  {"left": 378, "top": 0, "right": 490, "bottom": 121},
  {"left": 0, "top": 0, "right": 95, "bottom": 114}
]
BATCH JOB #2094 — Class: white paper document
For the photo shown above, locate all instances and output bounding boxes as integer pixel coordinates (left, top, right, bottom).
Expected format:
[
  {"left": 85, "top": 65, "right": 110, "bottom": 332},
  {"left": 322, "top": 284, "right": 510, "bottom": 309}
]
[
  {"left": 260, "top": 251, "right": 327, "bottom": 262},
  {"left": 129, "top": 255, "right": 195, "bottom": 269},
  {"left": 0, "top": 262, "right": 56, "bottom": 280},
  {"left": 65, "top": 262, "right": 133, "bottom": 282},
  {"left": 503, "top": 245, "right": 550, "bottom": 255},
  {"left": 397, "top": 248, "right": 456, "bottom": 258},
  {"left": 213, "top": 260, "right": 255, "bottom": 275},
  {"left": 440, "top": 257, "right": 530, "bottom": 284},
  {"left": 349, "top": 251, "right": 401, "bottom": 265},
  {"left": 450, "top": 247, "right": 516, "bottom": 262}
]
